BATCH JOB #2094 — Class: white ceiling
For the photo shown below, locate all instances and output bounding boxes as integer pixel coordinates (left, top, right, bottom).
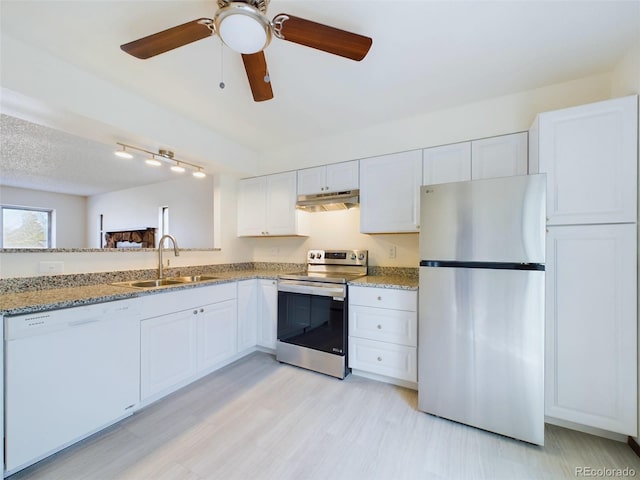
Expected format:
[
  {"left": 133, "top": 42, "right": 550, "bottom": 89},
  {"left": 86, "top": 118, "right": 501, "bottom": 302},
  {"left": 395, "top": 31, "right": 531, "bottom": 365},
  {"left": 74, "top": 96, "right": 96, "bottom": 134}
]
[{"left": 0, "top": 0, "right": 638, "bottom": 194}]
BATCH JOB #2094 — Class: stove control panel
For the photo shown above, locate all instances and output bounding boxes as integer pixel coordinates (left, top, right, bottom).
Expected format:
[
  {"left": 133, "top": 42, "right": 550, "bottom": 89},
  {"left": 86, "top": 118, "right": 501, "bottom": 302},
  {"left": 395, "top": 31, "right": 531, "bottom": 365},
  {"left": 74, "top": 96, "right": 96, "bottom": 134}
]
[{"left": 307, "top": 249, "right": 368, "bottom": 266}]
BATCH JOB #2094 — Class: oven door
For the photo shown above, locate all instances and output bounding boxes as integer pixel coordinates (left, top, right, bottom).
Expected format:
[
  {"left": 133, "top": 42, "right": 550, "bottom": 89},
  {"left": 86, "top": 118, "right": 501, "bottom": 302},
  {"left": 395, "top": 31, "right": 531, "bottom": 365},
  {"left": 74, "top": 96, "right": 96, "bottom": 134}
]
[{"left": 277, "top": 280, "right": 347, "bottom": 355}]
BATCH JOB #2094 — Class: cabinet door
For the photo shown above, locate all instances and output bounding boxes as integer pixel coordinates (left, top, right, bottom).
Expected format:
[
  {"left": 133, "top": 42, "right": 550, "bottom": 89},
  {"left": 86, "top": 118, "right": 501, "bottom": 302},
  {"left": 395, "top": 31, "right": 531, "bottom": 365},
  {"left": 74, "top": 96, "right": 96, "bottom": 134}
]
[
  {"left": 257, "top": 279, "right": 278, "bottom": 349},
  {"left": 197, "top": 299, "right": 238, "bottom": 373},
  {"left": 237, "top": 176, "right": 267, "bottom": 236},
  {"left": 360, "top": 150, "right": 423, "bottom": 233},
  {"left": 237, "top": 280, "right": 258, "bottom": 351},
  {"left": 539, "top": 96, "right": 637, "bottom": 225},
  {"left": 265, "top": 171, "right": 298, "bottom": 235},
  {"left": 545, "top": 223, "right": 637, "bottom": 435},
  {"left": 471, "top": 132, "right": 528, "bottom": 180},
  {"left": 326, "top": 160, "right": 359, "bottom": 192},
  {"left": 423, "top": 142, "right": 471, "bottom": 185},
  {"left": 141, "top": 309, "right": 197, "bottom": 401},
  {"left": 297, "top": 166, "right": 326, "bottom": 195}
]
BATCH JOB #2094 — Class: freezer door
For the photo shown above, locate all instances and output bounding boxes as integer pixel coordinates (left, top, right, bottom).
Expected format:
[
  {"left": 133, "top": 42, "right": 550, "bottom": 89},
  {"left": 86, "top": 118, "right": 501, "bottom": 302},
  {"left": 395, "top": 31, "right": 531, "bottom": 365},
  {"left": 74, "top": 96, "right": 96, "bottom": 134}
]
[
  {"left": 418, "top": 266, "right": 545, "bottom": 445},
  {"left": 420, "top": 174, "right": 546, "bottom": 263}
]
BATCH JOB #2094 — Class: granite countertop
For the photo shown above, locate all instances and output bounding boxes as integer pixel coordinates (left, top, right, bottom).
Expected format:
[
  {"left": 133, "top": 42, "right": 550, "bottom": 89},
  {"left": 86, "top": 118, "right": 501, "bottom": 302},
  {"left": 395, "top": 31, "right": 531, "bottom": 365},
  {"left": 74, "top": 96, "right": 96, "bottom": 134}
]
[
  {"left": 0, "top": 267, "right": 418, "bottom": 316},
  {"left": 0, "top": 270, "right": 281, "bottom": 316},
  {"left": 349, "top": 275, "right": 418, "bottom": 290}
]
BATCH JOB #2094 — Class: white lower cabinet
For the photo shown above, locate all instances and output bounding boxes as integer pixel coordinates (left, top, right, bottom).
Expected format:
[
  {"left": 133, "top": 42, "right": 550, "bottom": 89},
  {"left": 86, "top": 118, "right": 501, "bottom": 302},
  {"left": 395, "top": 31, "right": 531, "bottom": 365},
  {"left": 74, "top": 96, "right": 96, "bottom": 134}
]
[
  {"left": 257, "top": 279, "right": 278, "bottom": 349},
  {"left": 140, "top": 283, "right": 238, "bottom": 403},
  {"left": 141, "top": 308, "right": 197, "bottom": 401},
  {"left": 237, "top": 279, "right": 259, "bottom": 351},
  {"left": 545, "top": 223, "right": 637, "bottom": 435},
  {"left": 196, "top": 299, "right": 238, "bottom": 373},
  {"left": 348, "top": 286, "right": 418, "bottom": 387}
]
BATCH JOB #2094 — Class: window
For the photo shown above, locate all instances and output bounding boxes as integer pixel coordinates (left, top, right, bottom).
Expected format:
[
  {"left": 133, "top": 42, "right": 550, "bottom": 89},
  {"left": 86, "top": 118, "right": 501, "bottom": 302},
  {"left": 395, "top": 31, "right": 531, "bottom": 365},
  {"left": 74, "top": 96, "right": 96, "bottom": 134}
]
[{"left": 0, "top": 206, "right": 53, "bottom": 248}]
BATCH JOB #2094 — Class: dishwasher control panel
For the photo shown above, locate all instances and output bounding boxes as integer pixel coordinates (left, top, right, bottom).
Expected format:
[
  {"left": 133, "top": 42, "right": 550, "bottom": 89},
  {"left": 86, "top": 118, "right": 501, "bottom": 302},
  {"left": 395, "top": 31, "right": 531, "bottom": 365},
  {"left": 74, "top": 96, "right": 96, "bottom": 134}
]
[{"left": 5, "top": 298, "right": 141, "bottom": 340}]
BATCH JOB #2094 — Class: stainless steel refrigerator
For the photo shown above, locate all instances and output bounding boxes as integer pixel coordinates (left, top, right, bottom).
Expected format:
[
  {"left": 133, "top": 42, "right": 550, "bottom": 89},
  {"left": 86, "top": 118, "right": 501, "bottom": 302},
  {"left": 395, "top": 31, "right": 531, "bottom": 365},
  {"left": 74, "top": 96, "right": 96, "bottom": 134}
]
[{"left": 418, "top": 174, "right": 546, "bottom": 445}]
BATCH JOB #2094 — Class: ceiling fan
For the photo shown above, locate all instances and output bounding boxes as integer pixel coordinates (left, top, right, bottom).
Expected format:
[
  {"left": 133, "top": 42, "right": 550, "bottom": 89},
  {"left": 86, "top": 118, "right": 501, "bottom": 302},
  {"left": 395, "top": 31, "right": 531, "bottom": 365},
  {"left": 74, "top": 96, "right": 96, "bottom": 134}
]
[{"left": 120, "top": 0, "right": 373, "bottom": 102}]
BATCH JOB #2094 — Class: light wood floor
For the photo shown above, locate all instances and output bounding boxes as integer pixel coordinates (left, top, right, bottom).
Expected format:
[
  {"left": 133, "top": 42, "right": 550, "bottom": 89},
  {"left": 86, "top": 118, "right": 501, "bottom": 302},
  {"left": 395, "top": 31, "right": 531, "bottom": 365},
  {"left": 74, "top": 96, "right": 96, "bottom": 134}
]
[{"left": 11, "top": 352, "right": 640, "bottom": 480}]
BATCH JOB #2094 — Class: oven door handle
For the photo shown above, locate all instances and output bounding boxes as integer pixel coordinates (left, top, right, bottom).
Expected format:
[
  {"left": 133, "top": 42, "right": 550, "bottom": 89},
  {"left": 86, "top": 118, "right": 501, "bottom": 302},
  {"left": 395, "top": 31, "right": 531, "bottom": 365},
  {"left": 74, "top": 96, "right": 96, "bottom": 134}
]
[{"left": 278, "top": 281, "right": 345, "bottom": 299}]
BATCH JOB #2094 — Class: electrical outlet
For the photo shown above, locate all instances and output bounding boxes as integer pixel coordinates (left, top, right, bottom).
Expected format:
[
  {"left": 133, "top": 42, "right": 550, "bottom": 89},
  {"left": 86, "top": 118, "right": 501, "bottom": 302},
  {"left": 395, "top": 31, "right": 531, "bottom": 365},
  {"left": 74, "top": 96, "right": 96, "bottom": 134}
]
[{"left": 388, "top": 246, "right": 397, "bottom": 259}]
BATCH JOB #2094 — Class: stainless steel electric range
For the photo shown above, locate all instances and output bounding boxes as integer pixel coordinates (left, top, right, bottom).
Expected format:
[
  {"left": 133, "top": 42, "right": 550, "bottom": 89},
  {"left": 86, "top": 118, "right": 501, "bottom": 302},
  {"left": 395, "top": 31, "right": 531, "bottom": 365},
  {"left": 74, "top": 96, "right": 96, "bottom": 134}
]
[{"left": 276, "top": 249, "right": 368, "bottom": 379}]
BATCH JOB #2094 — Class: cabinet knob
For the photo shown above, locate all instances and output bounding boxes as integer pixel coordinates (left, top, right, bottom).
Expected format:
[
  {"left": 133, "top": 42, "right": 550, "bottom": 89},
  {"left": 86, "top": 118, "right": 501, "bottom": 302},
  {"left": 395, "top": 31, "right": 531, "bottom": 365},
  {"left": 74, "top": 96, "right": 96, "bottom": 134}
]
[
  {"left": 200, "top": 308, "right": 204, "bottom": 313},
  {"left": 193, "top": 310, "right": 198, "bottom": 315},
  {"left": 377, "top": 356, "right": 383, "bottom": 362},
  {"left": 377, "top": 324, "right": 382, "bottom": 330},
  {"left": 377, "top": 296, "right": 382, "bottom": 301}
]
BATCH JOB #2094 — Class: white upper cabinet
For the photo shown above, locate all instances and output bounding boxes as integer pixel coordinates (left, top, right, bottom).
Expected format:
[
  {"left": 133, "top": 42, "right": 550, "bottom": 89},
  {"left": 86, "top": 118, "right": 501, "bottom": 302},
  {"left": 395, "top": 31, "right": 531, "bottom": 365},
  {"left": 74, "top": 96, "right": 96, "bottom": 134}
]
[
  {"left": 237, "top": 171, "right": 309, "bottom": 237},
  {"left": 422, "top": 133, "right": 527, "bottom": 186},
  {"left": 422, "top": 142, "right": 471, "bottom": 185},
  {"left": 471, "top": 132, "right": 528, "bottom": 179},
  {"left": 297, "top": 160, "right": 359, "bottom": 195},
  {"left": 360, "top": 150, "right": 423, "bottom": 233},
  {"left": 531, "top": 95, "right": 638, "bottom": 225}
]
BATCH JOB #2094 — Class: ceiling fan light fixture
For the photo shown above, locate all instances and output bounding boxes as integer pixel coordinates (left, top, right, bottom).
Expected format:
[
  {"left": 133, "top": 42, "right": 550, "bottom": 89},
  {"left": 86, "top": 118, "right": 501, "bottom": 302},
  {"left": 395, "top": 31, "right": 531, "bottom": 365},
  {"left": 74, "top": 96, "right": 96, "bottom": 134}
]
[{"left": 215, "top": 3, "right": 271, "bottom": 54}]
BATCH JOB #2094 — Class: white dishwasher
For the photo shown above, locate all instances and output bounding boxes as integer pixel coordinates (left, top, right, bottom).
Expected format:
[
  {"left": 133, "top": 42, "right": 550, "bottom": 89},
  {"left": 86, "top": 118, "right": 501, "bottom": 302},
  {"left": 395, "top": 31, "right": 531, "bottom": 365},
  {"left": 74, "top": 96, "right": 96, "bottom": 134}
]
[{"left": 5, "top": 298, "right": 141, "bottom": 474}]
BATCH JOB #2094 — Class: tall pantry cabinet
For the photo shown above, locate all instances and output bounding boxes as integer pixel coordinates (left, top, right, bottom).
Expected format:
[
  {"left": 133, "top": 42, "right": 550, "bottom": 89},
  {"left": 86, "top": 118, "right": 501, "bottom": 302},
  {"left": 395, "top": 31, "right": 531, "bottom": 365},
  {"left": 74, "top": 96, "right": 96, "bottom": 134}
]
[{"left": 530, "top": 95, "right": 638, "bottom": 436}]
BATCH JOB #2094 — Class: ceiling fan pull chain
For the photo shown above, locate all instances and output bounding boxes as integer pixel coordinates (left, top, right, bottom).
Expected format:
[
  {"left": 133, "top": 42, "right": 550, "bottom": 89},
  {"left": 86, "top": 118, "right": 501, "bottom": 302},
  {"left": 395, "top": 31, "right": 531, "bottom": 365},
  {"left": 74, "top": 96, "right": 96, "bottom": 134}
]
[
  {"left": 219, "top": 38, "right": 225, "bottom": 89},
  {"left": 271, "top": 14, "right": 289, "bottom": 39}
]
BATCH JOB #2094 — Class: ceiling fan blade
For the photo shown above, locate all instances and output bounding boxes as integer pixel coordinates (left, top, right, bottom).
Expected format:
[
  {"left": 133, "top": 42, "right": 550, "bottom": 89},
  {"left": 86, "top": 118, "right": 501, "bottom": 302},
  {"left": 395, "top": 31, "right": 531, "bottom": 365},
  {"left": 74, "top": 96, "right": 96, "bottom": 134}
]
[
  {"left": 241, "top": 51, "right": 274, "bottom": 102},
  {"left": 121, "top": 18, "right": 214, "bottom": 59},
  {"left": 273, "top": 14, "right": 372, "bottom": 61}
]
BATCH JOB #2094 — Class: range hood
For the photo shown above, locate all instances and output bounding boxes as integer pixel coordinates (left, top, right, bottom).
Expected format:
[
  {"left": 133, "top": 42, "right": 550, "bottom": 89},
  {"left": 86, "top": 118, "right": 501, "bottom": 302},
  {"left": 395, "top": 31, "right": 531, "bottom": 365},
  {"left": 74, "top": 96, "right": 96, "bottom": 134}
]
[{"left": 296, "top": 190, "right": 360, "bottom": 212}]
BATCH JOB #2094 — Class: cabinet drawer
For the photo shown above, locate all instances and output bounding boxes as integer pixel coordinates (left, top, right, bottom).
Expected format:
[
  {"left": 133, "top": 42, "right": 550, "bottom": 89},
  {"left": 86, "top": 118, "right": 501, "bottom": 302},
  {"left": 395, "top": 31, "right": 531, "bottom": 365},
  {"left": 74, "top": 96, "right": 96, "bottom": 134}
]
[
  {"left": 348, "top": 337, "right": 417, "bottom": 382},
  {"left": 349, "top": 286, "right": 417, "bottom": 311},
  {"left": 349, "top": 305, "right": 417, "bottom": 346}
]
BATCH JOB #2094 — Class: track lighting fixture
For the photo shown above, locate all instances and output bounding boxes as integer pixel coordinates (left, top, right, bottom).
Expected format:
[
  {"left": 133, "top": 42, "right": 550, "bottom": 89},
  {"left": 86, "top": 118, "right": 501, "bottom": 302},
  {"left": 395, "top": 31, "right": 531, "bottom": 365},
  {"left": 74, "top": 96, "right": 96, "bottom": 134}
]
[
  {"left": 114, "top": 144, "right": 133, "bottom": 159},
  {"left": 113, "top": 142, "right": 206, "bottom": 177}
]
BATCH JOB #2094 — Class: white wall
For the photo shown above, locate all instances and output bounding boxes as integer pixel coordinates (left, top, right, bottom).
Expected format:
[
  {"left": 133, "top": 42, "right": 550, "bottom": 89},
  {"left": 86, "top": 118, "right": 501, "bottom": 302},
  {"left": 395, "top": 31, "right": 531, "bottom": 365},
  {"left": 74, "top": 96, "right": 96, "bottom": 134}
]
[
  {"left": 611, "top": 43, "right": 640, "bottom": 97},
  {"left": 250, "top": 208, "right": 419, "bottom": 267},
  {"left": 87, "top": 176, "right": 215, "bottom": 249},
  {"left": 257, "top": 73, "right": 613, "bottom": 176},
  {"left": 0, "top": 186, "right": 86, "bottom": 248},
  {"left": 0, "top": 174, "right": 253, "bottom": 278},
  {"left": 0, "top": 34, "right": 258, "bottom": 176}
]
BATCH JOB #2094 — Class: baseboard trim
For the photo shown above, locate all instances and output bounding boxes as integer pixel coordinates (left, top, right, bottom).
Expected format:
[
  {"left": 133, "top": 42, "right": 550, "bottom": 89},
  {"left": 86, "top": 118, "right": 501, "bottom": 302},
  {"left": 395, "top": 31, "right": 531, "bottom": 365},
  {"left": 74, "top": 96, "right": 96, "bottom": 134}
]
[{"left": 628, "top": 437, "right": 640, "bottom": 458}]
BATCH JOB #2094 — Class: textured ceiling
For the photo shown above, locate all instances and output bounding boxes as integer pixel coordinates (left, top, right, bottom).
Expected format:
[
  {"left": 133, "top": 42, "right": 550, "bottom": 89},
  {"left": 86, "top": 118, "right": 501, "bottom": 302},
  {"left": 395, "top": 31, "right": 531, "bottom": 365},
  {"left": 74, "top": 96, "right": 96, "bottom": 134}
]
[{"left": 0, "top": 115, "right": 190, "bottom": 196}]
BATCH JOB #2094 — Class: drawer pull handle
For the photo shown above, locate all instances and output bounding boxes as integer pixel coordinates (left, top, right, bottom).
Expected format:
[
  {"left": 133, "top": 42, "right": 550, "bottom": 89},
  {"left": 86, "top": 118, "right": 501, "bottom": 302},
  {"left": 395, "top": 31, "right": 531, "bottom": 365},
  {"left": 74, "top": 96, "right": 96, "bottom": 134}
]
[
  {"left": 377, "top": 324, "right": 382, "bottom": 329},
  {"left": 377, "top": 356, "right": 383, "bottom": 362}
]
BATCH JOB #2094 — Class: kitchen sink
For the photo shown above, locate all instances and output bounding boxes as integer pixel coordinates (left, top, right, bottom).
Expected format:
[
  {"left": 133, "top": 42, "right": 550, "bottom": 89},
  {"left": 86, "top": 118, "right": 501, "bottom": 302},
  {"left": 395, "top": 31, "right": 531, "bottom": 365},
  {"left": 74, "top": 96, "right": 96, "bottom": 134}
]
[
  {"left": 166, "top": 275, "right": 219, "bottom": 283},
  {"left": 111, "top": 275, "right": 219, "bottom": 289}
]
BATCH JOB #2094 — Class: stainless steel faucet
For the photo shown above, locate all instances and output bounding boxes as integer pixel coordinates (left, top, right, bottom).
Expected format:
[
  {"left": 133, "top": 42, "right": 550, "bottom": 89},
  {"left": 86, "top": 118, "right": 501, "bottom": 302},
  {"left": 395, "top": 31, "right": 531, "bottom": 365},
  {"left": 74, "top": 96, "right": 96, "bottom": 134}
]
[{"left": 158, "top": 234, "right": 179, "bottom": 279}]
